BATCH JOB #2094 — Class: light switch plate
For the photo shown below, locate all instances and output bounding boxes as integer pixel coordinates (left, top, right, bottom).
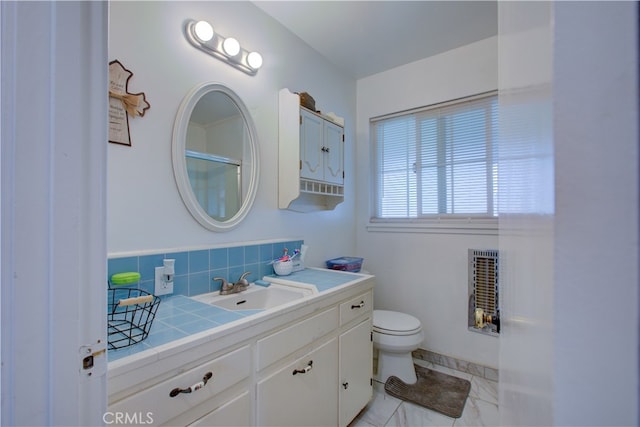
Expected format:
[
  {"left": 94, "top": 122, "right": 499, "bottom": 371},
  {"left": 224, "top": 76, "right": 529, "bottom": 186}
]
[{"left": 155, "top": 266, "right": 173, "bottom": 296}]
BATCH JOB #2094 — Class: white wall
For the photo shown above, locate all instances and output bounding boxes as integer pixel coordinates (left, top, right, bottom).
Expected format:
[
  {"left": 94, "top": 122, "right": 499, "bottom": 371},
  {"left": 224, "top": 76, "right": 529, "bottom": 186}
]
[
  {"left": 355, "top": 37, "right": 500, "bottom": 368},
  {"left": 108, "top": 1, "right": 357, "bottom": 268}
]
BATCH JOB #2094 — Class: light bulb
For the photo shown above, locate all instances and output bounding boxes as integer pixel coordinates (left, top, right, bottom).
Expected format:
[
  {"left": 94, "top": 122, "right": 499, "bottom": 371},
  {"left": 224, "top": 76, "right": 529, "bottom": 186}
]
[
  {"left": 222, "top": 37, "right": 240, "bottom": 57},
  {"left": 193, "top": 21, "right": 214, "bottom": 42},
  {"left": 247, "top": 51, "right": 263, "bottom": 70}
]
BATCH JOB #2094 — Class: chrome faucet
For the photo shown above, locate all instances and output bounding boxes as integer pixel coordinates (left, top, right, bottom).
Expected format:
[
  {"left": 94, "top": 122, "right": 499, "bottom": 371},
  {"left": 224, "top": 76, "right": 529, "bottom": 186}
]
[{"left": 213, "top": 271, "right": 251, "bottom": 295}]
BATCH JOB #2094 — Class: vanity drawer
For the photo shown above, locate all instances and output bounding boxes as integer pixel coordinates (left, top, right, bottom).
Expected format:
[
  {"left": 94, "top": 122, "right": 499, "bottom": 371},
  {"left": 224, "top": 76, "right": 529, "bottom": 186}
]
[
  {"left": 340, "top": 291, "right": 373, "bottom": 326},
  {"left": 257, "top": 307, "right": 338, "bottom": 371},
  {"left": 109, "top": 345, "right": 250, "bottom": 426}
]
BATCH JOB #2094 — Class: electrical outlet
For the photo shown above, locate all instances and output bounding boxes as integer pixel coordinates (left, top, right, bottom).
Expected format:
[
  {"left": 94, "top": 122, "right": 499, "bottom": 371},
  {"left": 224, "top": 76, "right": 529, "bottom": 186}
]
[{"left": 155, "top": 266, "right": 173, "bottom": 296}]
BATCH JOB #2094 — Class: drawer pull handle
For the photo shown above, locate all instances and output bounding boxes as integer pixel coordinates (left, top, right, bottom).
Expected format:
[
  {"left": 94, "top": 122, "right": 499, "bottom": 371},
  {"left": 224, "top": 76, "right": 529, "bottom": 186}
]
[
  {"left": 169, "top": 372, "right": 213, "bottom": 397},
  {"left": 292, "top": 360, "right": 313, "bottom": 375},
  {"left": 351, "top": 301, "right": 365, "bottom": 309}
]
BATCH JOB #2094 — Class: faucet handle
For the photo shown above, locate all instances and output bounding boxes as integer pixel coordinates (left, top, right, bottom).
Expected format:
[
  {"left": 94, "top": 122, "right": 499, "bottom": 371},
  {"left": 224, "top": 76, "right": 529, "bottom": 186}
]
[
  {"left": 237, "top": 271, "right": 251, "bottom": 286},
  {"left": 213, "top": 277, "right": 230, "bottom": 290}
]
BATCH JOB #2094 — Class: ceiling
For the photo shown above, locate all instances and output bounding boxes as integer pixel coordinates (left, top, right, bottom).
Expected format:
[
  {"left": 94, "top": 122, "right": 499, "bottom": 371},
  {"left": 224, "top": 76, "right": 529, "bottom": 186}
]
[{"left": 253, "top": 1, "right": 498, "bottom": 79}]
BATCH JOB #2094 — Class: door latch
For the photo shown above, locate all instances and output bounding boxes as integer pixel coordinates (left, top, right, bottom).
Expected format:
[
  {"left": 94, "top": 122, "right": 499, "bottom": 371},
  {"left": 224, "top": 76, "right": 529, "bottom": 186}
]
[{"left": 79, "top": 340, "right": 107, "bottom": 378}]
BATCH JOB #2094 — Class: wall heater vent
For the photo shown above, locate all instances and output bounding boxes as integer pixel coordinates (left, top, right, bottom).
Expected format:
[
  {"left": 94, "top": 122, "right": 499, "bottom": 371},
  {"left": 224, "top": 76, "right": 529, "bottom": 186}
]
[{"left": 468, "top": 249, "right": 500, "bottom": 335}]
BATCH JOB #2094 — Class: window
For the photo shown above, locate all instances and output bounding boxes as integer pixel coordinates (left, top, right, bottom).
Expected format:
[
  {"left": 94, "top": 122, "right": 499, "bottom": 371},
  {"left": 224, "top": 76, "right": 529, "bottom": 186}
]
[{"left": 371, "top": 93, "right": 498, "bottom": 223}]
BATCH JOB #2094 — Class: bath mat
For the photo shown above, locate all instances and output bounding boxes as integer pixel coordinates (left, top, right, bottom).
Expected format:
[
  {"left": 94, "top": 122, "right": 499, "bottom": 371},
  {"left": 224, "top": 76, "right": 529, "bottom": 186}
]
[{"left": 384, "top": 364, "right": 471, "bottom": 418}]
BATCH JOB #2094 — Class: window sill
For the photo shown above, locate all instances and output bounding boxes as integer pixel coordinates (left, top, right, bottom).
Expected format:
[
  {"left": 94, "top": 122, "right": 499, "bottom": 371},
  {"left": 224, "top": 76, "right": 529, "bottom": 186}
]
[{"left": 366, "top": 218, "right": 498, "bottom": 235}]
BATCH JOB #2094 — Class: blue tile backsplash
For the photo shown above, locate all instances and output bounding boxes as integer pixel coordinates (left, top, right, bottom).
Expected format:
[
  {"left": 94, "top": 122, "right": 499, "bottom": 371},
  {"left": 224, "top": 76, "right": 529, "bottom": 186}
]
[{"left": 107, "top": 239, "right": 303, "bottom": 297}]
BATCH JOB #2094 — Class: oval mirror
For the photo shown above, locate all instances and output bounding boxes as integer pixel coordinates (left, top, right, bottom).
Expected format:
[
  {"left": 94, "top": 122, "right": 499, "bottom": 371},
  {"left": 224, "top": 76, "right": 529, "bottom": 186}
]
[{"left": 172, "top": 82, "right": 259, "bottom": 231}]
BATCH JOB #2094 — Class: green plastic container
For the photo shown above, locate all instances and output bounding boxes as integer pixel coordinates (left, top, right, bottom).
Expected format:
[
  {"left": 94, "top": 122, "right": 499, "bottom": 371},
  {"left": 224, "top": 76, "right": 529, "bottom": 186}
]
[{"left": 110, "top": 271, "right": 141, "bottom": 286}]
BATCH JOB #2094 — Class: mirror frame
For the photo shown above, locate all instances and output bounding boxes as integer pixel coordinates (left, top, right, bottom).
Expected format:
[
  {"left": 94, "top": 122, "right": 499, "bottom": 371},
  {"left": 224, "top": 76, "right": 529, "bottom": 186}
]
[{"left": 172, "top": 82, "right": 260, "bottom": 231}]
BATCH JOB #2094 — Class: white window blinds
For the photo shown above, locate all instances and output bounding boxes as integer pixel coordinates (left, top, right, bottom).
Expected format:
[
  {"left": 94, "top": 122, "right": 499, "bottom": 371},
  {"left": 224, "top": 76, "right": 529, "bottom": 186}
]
[{"left": 372, "top": 93, "right": 498, "bottom": 220}]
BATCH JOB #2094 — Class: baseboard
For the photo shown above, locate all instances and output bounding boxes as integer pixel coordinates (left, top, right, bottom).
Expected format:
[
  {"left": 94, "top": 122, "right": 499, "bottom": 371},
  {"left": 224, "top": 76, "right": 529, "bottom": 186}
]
[{"left": 412, "top": 348, "right": 499, "bottom": 382}]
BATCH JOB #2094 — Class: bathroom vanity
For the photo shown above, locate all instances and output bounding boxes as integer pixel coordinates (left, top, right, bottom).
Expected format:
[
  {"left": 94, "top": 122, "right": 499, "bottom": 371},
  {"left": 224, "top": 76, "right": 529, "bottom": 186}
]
[{"left": 108, "top": 269, "right": 374, "bottom": 426}]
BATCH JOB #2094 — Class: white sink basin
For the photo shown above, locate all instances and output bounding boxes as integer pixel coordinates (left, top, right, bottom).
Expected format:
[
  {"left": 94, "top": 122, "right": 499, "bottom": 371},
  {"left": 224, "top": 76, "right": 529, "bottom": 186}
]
[{"left": 191, "top": 284, "right": 312, "bottom": 311}]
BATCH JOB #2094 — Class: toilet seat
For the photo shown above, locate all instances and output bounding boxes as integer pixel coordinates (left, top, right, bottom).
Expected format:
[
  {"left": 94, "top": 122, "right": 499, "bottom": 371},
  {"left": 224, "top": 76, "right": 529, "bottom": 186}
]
[{"left": 373, "top": 310, "right": 422, "bottom": 336}]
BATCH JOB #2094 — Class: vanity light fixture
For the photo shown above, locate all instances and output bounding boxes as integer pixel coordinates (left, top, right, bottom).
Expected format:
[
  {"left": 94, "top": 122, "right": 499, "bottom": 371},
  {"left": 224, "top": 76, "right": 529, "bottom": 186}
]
[{"left": 185, "top": 19, "right": 263, "bottom": 76}]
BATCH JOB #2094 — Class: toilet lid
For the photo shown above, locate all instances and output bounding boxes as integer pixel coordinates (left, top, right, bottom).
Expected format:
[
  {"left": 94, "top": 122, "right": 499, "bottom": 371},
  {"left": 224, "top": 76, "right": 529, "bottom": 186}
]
[{"left": 373, "top": 310, "right": 422, "bottom": 334}]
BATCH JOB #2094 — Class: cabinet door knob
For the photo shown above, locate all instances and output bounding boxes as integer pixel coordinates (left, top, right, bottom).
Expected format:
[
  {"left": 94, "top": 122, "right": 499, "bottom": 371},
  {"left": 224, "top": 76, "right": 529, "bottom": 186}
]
[
  {"left": 342, "top": 382, "right": 349, "bottom": 389},
  {"left": 292, "top": 360, "right": 313, "bottom": 375},
  {"left": 169, "top": 372, "right": 213, "bottom": 397}
]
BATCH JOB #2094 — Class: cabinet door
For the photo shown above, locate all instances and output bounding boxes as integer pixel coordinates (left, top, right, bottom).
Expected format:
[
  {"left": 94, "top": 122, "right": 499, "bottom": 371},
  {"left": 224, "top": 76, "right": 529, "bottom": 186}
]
[
  {"left": 188, "top": 392, "right": 251, "bottom": 427},
  {"left": 339, "top": 317, "right": 373, "bottom": 427},
  {"left": 323, "top": 121, "right": 344, "bottom": 185},
  {"left": 300, "top": 109, "right": 324, "bottom": 181},
  {"left": 257, "top": 338, "right": 338, "bottom": 426}
]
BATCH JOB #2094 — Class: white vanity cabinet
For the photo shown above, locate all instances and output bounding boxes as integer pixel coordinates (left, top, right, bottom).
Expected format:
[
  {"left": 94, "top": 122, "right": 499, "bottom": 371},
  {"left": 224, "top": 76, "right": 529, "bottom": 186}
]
[
  {"left": 254, "top": 290, "right": 373, "bottom": 427},
  {"left": 108, "top": 272, "right": 374, "bottom": 427},
  {"left": 279, "top": 88, "right": 345, "bottom": 212}
]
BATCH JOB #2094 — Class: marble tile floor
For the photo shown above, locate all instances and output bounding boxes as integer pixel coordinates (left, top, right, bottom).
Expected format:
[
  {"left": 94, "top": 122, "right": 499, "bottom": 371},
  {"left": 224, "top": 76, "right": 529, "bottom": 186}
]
[{"left": 349, "top": 359, "right": 499, "bottom": 427}]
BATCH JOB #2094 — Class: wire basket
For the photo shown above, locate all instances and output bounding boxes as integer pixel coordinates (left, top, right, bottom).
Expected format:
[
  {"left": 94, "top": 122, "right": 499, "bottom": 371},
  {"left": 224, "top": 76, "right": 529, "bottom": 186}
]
[{"left": 107, "top": 287, "right": 161, "bottom": 350}]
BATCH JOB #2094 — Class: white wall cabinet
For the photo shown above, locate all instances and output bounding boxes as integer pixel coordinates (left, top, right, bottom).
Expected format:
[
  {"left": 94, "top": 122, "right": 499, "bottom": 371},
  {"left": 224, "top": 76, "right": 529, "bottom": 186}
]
[
  {"left": 279, "top": 88, "right": 345, "bottom": 212},
  {"left": 300, "top": 108, "right": 344, "bottom": 185},
  {"left": 108, "top": 276, "right": 374, "bottom": 427}
]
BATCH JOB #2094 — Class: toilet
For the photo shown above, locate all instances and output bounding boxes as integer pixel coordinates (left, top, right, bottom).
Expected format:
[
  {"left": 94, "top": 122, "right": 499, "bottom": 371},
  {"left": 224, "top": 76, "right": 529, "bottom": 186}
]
[{"left": 372, "top": 310, "right": 423, "bottom": 384}]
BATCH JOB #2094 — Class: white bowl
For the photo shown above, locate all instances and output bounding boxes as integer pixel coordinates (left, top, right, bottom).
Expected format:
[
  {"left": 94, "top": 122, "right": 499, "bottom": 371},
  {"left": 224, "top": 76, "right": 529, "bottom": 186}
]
[{"left": 273, "top": 260, "right": 293, "bottom": 276}]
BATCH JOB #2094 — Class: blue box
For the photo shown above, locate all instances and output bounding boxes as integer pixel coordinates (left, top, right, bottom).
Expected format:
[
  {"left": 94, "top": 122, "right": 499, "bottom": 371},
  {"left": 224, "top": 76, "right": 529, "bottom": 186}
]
[{"left": 326, "top": 257, "right": 363, "bottom": 272}]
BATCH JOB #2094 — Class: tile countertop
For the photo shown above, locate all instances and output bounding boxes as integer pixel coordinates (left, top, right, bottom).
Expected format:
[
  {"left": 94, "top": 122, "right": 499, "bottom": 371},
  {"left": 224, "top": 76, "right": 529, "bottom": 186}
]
[{"left": 107, "top": 268, "right": 369, "bottom": 364}]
